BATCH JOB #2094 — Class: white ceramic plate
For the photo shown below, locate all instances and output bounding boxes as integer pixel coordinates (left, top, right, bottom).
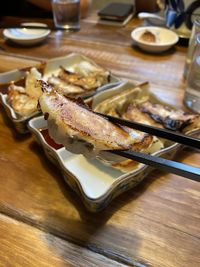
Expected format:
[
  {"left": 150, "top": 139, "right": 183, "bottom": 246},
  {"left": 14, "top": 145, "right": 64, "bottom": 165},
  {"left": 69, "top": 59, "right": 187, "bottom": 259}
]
[
  {"left": 28, "top": 114, "right": 165, "bottom": 212},
  {"left": 3, "top": 22, "right": 51, "bottom": 45},
  {"left": 131, "top": 26, "right": 179, "bottom": 53}
]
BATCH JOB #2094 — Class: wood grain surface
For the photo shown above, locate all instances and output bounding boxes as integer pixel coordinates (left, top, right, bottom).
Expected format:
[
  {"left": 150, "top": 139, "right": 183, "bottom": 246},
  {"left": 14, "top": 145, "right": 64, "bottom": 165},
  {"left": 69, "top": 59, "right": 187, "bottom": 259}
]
[
  {"left": 0, "top": 15, "right": 199, "bottom": 267},
  {"left": 0, "top": 213, "right": 128, "bottom": 267}
]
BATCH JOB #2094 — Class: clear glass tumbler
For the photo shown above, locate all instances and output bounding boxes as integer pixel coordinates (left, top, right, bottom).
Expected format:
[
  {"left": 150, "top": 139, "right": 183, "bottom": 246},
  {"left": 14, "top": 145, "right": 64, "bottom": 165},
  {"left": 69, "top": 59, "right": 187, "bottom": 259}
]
[
  {"left": 52, "top": 0, "right": 80, "bottom": 31},
  {"left": 184, "top": 33, "right": 200, "bottom": 114},
  {"left": 183, "top": 17, "right": 200, "bottom": 79}
]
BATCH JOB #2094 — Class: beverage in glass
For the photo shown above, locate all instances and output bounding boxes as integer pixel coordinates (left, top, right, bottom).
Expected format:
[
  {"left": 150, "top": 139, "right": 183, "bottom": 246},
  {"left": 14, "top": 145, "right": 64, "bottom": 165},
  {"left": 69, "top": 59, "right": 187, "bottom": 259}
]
[
  {"left": 52, "top": 0, "right": 80, "bottom": 31},
  {"left": 184, "top": 34, "right": 200, "bottom": 113},
  {"left": 183, "top": 17, "right": 200, "bottom": 79}
]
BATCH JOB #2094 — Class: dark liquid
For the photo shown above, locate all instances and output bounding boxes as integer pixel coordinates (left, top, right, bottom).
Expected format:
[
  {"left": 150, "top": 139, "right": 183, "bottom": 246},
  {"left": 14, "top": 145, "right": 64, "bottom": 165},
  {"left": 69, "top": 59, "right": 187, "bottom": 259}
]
[{"left": 40, "top": 129, "right": 63, "bottom": 150}]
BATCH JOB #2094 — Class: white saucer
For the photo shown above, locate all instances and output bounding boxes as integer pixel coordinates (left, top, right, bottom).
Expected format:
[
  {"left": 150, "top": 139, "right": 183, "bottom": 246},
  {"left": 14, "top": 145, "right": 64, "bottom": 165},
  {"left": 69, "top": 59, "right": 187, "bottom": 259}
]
[
  {"left": 131, "top": 26, "right": 179, "bottom": 53},
  {"left": 3, "top": 22, "right": 51, "bottom": 45}
]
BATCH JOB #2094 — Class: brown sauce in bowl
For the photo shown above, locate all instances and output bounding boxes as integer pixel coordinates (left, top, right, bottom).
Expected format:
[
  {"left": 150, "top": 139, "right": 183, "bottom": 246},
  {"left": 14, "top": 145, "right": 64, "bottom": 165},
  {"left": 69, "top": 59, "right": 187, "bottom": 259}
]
[{"left": 40, "top": 129, "right": 63, "bottom": 150}]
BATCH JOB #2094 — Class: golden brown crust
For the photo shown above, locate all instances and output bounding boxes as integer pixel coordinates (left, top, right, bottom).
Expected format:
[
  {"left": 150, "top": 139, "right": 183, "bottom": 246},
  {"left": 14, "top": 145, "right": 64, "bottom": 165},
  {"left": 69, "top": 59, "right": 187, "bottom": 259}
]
[
  {"left": 39, "top": 82, "right": 166, "bottom": 172},
  {"left": 39, "top": 86, "right": 138, "bottom": 151},
  {"left": 139, "top": 30, "right": 157, "bottom": 43},
  {"left": 111, "top": 159, "right": 139, "bottom": 172},
  {"left": 139, "top": 101, "right": 198, "bottom": 131},
  {"left": 123, "top": 104, "right": 163, "bottom": 128},
  {"left": 6, "top": 68, "right": 42, "bottom": 116},
  {"left": 7, "top": 88, "right": 38, "bottom": 116},
  {"left": 47, "top": 62, "right": 110, "bottom": 97}
]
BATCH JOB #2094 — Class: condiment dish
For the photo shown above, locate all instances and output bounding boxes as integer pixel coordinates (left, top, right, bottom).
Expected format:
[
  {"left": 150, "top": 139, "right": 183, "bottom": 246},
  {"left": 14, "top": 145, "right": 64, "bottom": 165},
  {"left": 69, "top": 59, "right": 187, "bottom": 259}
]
[
  {"left": 131, "top": 26, "right": 179, "bottom": 53},
  {"left": 3, "top": 22, "right": 51, "bottom": 45}
]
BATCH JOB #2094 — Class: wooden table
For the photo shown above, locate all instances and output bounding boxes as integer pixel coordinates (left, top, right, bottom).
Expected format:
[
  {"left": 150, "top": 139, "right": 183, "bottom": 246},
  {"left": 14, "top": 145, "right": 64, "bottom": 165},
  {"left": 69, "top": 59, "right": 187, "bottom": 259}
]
[{"left": 0, "top": 15, "right": 200, "bottom": 267}]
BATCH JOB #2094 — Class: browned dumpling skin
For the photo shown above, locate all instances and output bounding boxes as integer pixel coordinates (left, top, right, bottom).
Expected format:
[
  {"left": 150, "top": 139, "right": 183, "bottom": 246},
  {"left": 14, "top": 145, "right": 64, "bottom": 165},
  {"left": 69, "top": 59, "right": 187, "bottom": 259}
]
[
  {"left": 139, "top": 101, "right": 198, "bottom": 131},
  {"left": 139, "top": 30, "right": 157, "bottom": 43},
  {"left": 38, "top": 81, "right": 156, "bottom": 157}
]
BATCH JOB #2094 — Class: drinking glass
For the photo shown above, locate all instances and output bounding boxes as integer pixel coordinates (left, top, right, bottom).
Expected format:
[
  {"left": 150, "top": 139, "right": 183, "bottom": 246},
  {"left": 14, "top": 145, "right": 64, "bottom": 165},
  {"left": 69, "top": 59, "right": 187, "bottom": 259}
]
[
  {"left": 184, "top": 33, "right": 200, "bottom": 114},
  {"left": 183, "top": 17, "right": 200, "bottom": 79},
  {"left": 52, "top": 0, "right": 80, "bottom": 31}
]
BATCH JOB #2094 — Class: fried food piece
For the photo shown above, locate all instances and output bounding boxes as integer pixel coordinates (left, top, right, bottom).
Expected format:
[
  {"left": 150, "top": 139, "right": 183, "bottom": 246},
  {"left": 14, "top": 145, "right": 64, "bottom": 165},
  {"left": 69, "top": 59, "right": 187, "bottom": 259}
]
[
  {"left": 7, "top": 67, "right": 42, "bottom": 116},
  {"left": 39, "top": 85, "right": 135, "bottom": 152},
  {"left": 139, "top": 30, "right": 157, "bottom": 43},
  {"left": 48, "top": 75, "right": 85, "bottom": 97},
  {"left": 38, "top": 81, "right": 157, "bottom": 159},
  {"left": 7, "top": 86, "right": 38, "bottom": 116},
  {"left": 123, "top": 104, "right": 163, "bottom": 128},
  {"left": 25, "top": 67, "right": 42, "bottom": 98},
  {"left": 59, "top": 67, "right": 109, "bottom": 91},
  {"left": 47, "top": 61, "right": 110, "bottom": 97},
  {"left": 139, "top": 101, "right": 198, "bottom": 131}
]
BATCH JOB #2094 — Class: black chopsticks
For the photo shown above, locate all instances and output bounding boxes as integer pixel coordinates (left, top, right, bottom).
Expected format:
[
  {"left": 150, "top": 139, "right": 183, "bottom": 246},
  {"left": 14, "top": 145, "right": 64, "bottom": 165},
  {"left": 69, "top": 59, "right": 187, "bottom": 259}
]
[
  {"left": 97, "top": 113, "right": 200, "bottom": 149},
  {"left": 97, "top": 113, "right": 200, "bottom": 181},
  {"left": 110, "top": 150, "right": 200, "bottom": 182}
]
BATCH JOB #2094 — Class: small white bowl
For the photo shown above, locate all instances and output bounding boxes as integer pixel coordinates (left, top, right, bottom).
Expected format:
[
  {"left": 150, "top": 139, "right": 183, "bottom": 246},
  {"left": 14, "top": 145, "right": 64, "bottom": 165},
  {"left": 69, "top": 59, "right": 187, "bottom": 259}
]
[
  {"left": 3, "top": 22, "right": 50, "bottom": 46},
  {"left": 131, "top": 26, "right": 179, "bottom": 53}
]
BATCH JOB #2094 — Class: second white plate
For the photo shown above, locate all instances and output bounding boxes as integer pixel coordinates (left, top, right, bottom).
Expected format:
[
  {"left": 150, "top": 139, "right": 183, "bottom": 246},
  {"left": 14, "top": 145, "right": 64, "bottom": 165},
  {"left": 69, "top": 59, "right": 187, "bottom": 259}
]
[
  {"left": 3, "top": 22, "right": 51, "bottom": 45},
  {"left": 131, "top": 26, "right": 179, "bottom": 53}
]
